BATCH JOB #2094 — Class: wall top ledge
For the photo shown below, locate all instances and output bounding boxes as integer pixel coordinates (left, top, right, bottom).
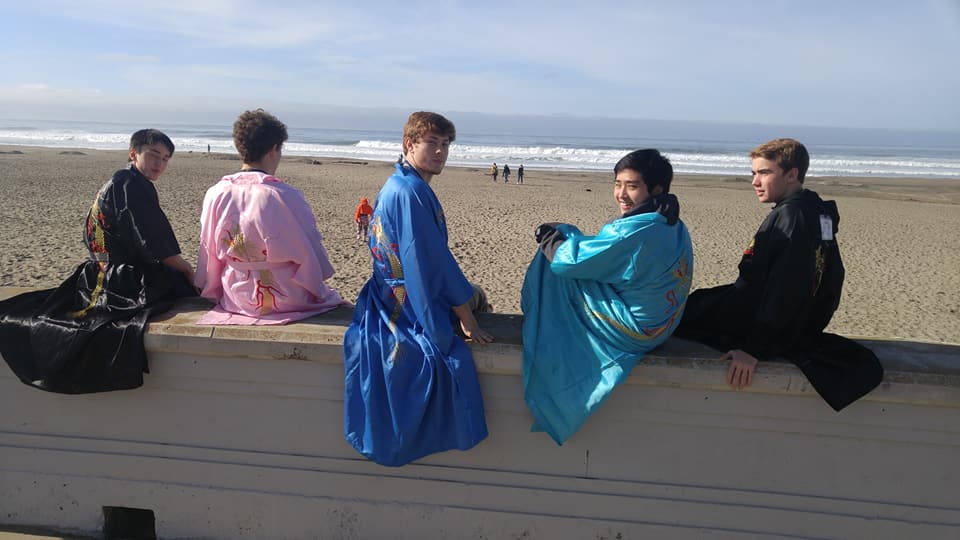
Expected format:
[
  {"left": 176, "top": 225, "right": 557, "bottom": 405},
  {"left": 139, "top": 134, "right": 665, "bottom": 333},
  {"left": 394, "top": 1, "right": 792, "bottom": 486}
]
[
  {"left": 3, "top": 288, "right": 959, "bottom": 406},
  {"left": 147, "top": 297, "right": 960, "bottom": 407}
]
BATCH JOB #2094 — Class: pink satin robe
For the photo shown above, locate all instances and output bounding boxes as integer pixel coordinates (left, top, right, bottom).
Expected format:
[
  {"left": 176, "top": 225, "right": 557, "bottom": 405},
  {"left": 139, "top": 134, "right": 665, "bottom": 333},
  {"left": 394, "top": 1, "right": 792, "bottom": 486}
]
[{"left": 195, "top": 171, "right": 347, "bottom": 324}]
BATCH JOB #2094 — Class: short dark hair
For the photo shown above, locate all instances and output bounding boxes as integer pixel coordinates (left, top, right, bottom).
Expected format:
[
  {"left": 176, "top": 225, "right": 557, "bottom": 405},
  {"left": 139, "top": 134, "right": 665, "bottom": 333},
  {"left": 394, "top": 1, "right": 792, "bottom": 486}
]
[
  {"left": 614, "top": 149, "right": 673, "bottom": 193},
  {"left": 233, "top": 109, "right": 288, "bottom": 164},
  {"left": 129, "top": 129, "right": 174, "bottom": 156},
  {"left": 750, "top": 138, "right": 810, "bottom": 183},
  {"left": 403, "top": 111, "right": 456, "bottom": 153}
]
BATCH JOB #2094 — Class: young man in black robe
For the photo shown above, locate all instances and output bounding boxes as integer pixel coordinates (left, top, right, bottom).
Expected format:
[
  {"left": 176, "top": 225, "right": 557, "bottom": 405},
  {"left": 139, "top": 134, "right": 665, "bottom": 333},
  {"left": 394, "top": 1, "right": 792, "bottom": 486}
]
[
  {"left": 674, "top": 138, "right": 883, "bottom": 410},
  {"left": 0, "top": 129, "right": 195, "bottom": 393}
]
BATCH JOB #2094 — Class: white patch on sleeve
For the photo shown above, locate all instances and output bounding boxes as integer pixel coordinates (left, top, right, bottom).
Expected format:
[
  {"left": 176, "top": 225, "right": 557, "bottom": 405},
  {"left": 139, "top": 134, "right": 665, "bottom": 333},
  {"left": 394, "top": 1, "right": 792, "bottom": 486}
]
[{"left": 819, "top": 215, "right": 834, "bottom": 241}]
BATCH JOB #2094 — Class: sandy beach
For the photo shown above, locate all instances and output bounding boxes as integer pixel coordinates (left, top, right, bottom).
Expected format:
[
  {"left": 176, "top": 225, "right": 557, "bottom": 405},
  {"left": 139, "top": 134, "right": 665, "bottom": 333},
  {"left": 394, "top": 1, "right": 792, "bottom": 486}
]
[{"left": 1, "top": 145, "right": 958, "bottom": 344}]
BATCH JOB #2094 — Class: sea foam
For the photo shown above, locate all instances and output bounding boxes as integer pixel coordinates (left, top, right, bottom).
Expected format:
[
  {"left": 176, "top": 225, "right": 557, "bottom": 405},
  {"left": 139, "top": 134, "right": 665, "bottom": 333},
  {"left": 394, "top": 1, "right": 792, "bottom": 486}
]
[{"left": 1, "top": 122, "right": 958, "bottom": 178}]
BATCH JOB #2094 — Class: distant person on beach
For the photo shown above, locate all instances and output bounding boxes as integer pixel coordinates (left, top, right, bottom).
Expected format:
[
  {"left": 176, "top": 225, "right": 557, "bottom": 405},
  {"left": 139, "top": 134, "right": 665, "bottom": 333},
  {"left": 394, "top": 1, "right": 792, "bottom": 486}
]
[
  {"left": 673, "top": 138, "right": 883, "bottom": 410},
  {"left": 491, "top": 162, "right": 498, "bottom": 182},
  {"left": 354, "top": 196, "right": 373, "bottom": 242},
  {"left": 0, "top": 129, "right": 196, "bottom": 393},
  {"left": 194, "top": 109, "right": 347, "bottom": 325},
  {"left": 503, "top": 163, "right": 510, "bottom": 183},
  {"left": 344, "top": 111, "right": 493, "bottom": 466},
  {"left": 521, "top": 149, "right": 693, "bottom": 444},
  {"left": 517, "top": 164, "right": 524, "bottom": 184}
]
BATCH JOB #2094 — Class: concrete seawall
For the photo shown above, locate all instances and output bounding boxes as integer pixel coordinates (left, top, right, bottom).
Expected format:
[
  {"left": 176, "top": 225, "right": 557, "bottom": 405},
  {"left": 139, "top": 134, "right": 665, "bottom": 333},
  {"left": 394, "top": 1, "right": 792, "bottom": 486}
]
[{"left": 2, "top": 288, "right": 959, "bottom": 539}]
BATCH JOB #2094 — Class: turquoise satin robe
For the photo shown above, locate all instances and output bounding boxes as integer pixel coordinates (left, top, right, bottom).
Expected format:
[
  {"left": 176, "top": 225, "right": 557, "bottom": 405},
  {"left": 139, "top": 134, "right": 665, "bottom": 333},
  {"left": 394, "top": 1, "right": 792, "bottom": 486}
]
[{"left": 521, "top": 213, "right": 693, "bottom": 444}]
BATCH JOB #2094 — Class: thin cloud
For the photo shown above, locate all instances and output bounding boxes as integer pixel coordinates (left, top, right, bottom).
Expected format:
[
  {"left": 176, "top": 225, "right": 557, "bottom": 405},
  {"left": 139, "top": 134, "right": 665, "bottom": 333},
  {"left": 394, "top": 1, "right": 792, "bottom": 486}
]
[
  {"left": 95, "top": 53, "right": 161, "bottom": 64},
  {"left": 4, "top": 0, "right": 959, "bottom": 129},
  {"left": 0, "top": 83, "right": 105, "bottom": 102},
  {"left": 30, "top": 0, "right": 344, "bottom": 48}
]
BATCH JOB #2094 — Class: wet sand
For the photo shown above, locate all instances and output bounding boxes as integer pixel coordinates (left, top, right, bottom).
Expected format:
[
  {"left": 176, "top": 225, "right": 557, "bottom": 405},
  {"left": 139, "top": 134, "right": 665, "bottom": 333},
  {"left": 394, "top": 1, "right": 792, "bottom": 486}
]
[{"left": 1, "top": 145, "right": 958, "bottom": 343}]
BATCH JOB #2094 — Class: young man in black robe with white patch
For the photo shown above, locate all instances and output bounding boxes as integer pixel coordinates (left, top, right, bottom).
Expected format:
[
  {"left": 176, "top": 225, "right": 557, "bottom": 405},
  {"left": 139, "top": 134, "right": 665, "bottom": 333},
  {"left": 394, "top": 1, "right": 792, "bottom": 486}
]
[
  {"left": 0, "top": 129, "right": 195, "bottom": 393},
  {"left": 674, "top": 138, "right": 883, "bottom": 410}
]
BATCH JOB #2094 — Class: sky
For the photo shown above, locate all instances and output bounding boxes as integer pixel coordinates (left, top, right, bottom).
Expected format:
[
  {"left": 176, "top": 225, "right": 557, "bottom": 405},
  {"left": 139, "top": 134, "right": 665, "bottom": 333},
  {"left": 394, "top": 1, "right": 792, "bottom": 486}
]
[{"left": 1, "top": 0, "right": 959, "bottom": 131}]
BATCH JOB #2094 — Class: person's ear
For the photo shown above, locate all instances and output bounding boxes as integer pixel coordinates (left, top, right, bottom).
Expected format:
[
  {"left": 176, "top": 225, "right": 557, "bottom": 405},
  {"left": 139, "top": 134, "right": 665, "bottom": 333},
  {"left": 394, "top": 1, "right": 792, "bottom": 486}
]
[
  {"left": 128, "top": 148, "right": 138, "bottom": 162},
  {"left": 785, "top": 167, "right": 799, "bottom": 183},
  {"left": 651, "top": 185, "right": 664, "bottom": 196}
]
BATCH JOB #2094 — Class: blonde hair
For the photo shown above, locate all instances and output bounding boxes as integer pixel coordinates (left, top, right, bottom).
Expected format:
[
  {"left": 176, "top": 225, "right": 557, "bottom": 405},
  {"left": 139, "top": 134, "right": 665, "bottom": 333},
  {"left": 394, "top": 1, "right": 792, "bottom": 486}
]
[
  {"left": 750, "top": 138, "right": 810, "bottom": 182},
  {"left": 402, "top": 111, "right": 455, "bottom": 154}
]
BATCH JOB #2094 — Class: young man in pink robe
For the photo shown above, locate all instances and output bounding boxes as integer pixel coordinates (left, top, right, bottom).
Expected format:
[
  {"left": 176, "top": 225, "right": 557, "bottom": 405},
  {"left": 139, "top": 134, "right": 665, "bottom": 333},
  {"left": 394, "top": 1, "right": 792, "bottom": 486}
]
[{"left": 194, "top": 109, "right": 348, "bottom": 324}]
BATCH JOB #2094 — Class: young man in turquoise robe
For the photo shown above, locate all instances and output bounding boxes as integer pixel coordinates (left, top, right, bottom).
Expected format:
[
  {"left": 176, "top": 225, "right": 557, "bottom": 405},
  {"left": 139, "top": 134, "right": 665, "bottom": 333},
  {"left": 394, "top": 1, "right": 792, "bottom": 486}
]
[
  {"left": 522, "top": 149, "right": 693, "bottom": 445},
  {"left": 343, "top": 112, "right": 493, "bottom": 467}
]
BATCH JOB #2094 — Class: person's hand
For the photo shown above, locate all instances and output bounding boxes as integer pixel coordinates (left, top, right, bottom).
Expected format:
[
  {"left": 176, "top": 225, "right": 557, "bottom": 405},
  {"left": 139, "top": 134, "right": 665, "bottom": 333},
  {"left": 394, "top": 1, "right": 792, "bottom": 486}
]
[
  {"left": 534, "top": 222, "right": 562, "bottom": 243},
  {"left": 722, "top": 349, "right": 758, "bottom": 390},
  {"left": 460, "top": 319, "right": 494, "bottom": 344}
]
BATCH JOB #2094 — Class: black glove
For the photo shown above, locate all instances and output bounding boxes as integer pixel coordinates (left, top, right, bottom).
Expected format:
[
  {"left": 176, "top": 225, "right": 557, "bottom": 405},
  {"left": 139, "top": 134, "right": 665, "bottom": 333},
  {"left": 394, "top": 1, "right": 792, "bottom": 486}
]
[
  {"left": 534, "top": 222, "right": 566, "bottom": 262},
  {"left": 534, "top": 222, "right": 560, "bottom": 243}
]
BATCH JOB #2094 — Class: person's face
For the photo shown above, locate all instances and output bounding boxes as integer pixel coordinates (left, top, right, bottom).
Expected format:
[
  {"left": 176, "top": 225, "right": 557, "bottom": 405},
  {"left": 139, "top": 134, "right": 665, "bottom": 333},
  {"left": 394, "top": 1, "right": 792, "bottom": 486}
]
[
  {"left": 405, "top": 132, "right": 450, "bottom": 178},
  {"left": 129, "top": 142, "right": 172, "bottom": 181},
  {"left": 614, "top": 168, "right": 654, "bottom": 215},
  {"left": 751, "top": 157, "right": 800, "bottom": 204}
]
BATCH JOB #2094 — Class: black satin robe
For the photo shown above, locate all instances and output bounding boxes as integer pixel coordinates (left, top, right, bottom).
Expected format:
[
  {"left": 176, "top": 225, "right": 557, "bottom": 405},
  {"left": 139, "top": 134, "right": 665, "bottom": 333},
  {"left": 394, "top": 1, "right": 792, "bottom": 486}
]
[
  {"left": 0, "top": 165, "right": 189, "bottom": 393},
  {"left": 675, "top": 189, "right": 883, "bottom": 410}
]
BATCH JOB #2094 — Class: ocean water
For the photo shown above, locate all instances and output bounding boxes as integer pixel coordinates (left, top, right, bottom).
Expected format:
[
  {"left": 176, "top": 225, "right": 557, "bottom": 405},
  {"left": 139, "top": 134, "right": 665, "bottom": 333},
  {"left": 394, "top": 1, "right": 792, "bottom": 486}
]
[{"left": 1, "top": 117, "right": 958, "bottom": 179}]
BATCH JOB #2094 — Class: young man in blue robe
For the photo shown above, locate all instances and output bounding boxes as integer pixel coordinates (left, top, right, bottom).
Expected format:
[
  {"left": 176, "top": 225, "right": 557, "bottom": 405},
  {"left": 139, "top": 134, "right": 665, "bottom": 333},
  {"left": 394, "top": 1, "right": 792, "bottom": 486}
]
[
  {"left": 343, "top": 112, "right": 493, "bottom": 467},
  {"left": 522, "top": 149, "right": 694, "bottom": 445}
]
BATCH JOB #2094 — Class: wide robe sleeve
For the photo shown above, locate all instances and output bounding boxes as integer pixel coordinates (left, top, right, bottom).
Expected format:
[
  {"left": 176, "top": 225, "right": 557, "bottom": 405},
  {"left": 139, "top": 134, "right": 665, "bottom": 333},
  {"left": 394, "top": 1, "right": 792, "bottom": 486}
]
[
  {"left": 277, "top": 183, "right": 336, "bottom": 283},
  {"left": 549, "top": 218, "right": 665, "bottom": 283},
  {"left": 393, "top": 183, "right": 474, "bottom": 352},
  {"left": 116, "top": 172, "right": 181, "bottom": 263},
  {"left": 740, "top": 206, "right": 819, "bottom": 358},
  {"left": 194, "top": 183, "right": 226, "bottom": 298}
]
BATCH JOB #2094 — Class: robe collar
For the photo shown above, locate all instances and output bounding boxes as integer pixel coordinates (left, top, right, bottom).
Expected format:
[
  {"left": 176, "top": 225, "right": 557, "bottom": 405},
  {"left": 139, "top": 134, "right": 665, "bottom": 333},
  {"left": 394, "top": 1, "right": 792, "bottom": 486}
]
[
  {"left": 396, "top": 161, "right": 427, "bottom": 183},
  {"left": 619, "top": 193, "right": 680, "bottom": 225}
]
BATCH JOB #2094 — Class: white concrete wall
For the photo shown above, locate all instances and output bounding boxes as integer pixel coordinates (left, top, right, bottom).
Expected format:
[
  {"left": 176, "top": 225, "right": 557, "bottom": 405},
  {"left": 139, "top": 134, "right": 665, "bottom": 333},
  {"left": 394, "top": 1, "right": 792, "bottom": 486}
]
[{"left": 2, "top": 293, "right": 959, "bottom": 539}]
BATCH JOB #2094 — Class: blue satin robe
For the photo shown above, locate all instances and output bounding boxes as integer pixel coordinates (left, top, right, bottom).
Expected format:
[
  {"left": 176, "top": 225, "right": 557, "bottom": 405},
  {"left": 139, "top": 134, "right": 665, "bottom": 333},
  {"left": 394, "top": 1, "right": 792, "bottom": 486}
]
[
  {"left": 521, "top": 213, "right": 693, "bottom": 444},
  {"left": 343, "top": 164, "right": 488, "bottom": 466}
]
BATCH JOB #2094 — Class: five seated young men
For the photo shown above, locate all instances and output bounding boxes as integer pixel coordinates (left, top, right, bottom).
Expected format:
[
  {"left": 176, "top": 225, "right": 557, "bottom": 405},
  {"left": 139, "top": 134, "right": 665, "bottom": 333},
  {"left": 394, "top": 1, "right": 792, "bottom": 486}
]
[{"left": 0, "top": 116, "right": 884, "bottom": 465}]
